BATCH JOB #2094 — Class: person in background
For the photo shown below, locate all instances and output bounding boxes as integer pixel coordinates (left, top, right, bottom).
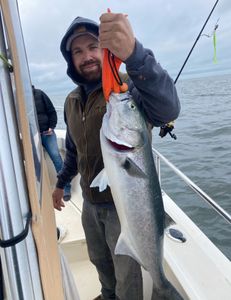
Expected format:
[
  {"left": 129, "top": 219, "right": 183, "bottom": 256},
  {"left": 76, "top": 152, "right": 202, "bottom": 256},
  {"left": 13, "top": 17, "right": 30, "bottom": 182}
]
[
  {"left": 52, "top": 13, "right": 180, "bottom": 300},
  {"left": 32, "top": 85, "right": 71, "bottom": 201}
]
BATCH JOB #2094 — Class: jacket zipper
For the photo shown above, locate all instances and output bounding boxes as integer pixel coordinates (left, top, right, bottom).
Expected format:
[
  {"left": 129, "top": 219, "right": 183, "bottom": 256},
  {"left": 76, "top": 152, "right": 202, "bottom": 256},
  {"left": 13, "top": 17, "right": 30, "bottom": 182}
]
[
  {"left": 82, "top": 112, "right": 85, "bottom": 122},
  {"left": 82, "top": 108, "right": 92, "bottom": 199}
]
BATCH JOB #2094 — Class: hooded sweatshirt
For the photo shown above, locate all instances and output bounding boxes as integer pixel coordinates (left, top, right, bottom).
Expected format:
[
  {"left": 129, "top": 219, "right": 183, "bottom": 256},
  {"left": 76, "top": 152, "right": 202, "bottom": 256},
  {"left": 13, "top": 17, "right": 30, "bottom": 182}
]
[
  {"left": 33, "top": 87, "right": 57, "bottom": 133},
  {"left": 56, "top": 16, "right": 180, "bottom": 204}
]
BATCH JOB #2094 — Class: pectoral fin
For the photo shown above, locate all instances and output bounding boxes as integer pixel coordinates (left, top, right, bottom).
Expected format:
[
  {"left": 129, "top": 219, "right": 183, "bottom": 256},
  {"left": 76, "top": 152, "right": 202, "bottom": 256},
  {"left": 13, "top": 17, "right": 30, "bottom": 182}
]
[
  {"left": 122, "top": 157, "right": 147, "bottom": 178},
  {"left": 90, "top": 169, "right": 109, "bottom": 192},
  {"left": 115, "top": 232, "right": 143, "bottom": 267}
]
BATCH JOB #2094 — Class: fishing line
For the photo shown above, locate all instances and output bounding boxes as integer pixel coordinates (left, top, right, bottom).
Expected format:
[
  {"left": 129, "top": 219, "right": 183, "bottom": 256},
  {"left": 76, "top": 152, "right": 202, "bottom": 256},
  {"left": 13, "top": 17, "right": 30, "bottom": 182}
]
[
  {"left": 201, "top": 18, "right": 220, "bottom": 63},
  {"left": 174, "top": 0, "right": 220, "bottom": 84},
  {"left": 201, "top": 18, "right": 219, "bottom": 37},
  {"left": 161, "top": 0, "right": 220, "bottom": 140},
  {"left": 107, "top": 50, "right": 123, "bottom": 86}
]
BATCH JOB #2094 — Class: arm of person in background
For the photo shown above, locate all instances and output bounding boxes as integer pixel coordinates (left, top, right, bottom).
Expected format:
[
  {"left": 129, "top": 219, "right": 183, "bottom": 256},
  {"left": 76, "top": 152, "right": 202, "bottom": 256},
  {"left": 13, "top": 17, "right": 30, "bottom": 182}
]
[
  {"left": 41, "top": 90, "right": 58, "bottom": 133},
  {"left": 52, "top": 125, "right": 78, "bottom": 211},
  {"left": 99, "top": 12, "right": 180, "bottom": 127}
]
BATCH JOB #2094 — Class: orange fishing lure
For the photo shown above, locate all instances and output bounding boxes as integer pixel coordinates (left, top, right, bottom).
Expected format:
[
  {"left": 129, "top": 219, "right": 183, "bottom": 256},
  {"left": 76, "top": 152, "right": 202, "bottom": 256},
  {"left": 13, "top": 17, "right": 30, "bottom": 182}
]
[{"left": 102, "top": 9, "right": 128, "bottom": 101}]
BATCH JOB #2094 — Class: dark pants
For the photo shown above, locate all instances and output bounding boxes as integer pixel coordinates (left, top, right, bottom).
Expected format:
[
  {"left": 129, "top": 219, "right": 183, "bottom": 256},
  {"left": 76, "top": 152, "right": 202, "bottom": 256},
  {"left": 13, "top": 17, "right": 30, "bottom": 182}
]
[{"left": 82, "top": 200, "right": 143, "bottom": 300}]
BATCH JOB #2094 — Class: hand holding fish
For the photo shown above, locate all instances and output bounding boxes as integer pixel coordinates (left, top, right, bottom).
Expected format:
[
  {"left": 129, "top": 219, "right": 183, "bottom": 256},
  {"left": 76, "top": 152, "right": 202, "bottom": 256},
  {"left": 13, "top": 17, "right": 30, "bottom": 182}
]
[{"left": 99, "top": 12, "right": 135, "bottom": 61}]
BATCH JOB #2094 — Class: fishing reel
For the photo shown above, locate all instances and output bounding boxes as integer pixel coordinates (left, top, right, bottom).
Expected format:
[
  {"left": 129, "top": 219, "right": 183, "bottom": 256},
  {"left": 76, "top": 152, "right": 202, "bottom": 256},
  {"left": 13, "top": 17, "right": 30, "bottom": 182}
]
[{"left": 159, "top": 121, "right": 177, "bottom": 140}]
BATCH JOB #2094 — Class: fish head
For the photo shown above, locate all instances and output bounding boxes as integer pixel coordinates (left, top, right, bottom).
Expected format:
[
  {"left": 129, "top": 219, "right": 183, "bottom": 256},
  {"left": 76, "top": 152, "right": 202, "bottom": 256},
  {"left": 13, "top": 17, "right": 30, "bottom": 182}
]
[{"left": 102, "top": 92, "right": 147, "bottom": 151}]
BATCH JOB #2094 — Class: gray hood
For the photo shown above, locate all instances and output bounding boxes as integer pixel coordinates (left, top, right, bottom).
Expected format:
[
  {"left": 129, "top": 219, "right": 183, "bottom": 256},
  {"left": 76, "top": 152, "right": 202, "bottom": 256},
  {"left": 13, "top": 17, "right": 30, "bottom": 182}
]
[{"left": 60, "top": 16, "right": 99, "bottom": 85}]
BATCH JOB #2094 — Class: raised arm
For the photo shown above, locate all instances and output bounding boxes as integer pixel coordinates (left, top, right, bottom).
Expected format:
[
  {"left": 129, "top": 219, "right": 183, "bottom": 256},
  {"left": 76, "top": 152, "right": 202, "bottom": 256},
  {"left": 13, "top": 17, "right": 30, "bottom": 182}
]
[{"left": 99, "top": 12, "right": 180, "bottom": 126}]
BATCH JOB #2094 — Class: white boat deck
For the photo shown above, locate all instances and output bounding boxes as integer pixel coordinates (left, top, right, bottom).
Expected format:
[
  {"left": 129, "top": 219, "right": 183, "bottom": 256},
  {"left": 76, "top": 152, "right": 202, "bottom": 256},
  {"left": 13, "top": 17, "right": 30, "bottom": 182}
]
[{"left": 55, "top": 185, "right": 101, "bottom": 300}]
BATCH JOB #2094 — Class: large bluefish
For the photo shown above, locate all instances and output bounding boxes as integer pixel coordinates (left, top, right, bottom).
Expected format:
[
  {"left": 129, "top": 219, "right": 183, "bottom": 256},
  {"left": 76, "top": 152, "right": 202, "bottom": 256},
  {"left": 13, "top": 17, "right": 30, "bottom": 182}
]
[{"left": 91, "top": 92, "right": 183, "bottom": 300}]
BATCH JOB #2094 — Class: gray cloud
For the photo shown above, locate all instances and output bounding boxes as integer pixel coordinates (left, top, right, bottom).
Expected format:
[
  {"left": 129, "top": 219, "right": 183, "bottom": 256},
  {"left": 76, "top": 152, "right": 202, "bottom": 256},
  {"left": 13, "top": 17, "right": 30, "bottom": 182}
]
[{"left": 18, "top": 0, "right": 231, "bottom": 99}]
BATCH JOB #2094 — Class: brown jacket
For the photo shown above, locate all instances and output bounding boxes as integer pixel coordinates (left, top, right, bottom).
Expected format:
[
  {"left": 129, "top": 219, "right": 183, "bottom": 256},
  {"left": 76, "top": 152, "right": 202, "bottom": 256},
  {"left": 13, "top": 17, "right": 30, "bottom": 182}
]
[{"left": 64, "top": 86, "right": 114, "bottom": 204}]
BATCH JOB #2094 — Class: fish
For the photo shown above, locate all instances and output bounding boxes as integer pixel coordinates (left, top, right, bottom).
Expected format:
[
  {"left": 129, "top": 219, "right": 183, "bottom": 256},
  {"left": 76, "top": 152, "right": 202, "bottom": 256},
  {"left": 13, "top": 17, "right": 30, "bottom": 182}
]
[{"left": 91, "top": 92, "right": 183, "bottom": 300}]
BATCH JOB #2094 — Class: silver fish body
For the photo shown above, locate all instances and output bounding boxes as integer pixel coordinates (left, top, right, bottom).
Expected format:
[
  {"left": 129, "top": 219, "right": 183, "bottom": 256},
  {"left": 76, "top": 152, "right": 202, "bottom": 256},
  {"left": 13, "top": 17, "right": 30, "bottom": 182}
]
[{"left": 91, "top": 92, "right": 183, "bottom": 300}]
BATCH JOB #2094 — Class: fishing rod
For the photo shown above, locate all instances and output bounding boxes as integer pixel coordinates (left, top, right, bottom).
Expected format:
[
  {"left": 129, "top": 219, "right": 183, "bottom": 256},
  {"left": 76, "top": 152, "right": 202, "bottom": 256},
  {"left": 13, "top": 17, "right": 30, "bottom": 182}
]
[
  {"left": 160, "top": 0, "right": 220, "bottom": 140},
  {"left": 174, "top": 0, "right": 220, "bottom": 84}
]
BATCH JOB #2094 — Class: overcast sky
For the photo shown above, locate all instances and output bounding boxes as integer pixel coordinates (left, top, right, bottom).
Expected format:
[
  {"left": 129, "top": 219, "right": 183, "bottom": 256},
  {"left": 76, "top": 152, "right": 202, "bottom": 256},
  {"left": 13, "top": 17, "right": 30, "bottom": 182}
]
[{"left": 17, "top": 0, "right": 231, "bottom": 100}]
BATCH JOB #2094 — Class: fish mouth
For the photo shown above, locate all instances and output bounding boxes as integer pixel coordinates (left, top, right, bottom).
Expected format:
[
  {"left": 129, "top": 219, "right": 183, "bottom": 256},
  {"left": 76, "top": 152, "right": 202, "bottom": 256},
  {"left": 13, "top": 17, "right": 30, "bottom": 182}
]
[
  {"left": 102, "top": 122, "right": 134, "bottom": 151},
  {"left": 107, "top": 138, "right": 134, "bottom": 151}
]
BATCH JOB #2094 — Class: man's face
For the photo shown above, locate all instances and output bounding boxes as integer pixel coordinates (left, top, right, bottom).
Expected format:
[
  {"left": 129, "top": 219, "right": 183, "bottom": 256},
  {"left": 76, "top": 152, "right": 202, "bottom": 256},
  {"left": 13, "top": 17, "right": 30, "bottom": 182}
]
[{"left": 71, "top": 35, "right": 103, "bottom": 82}]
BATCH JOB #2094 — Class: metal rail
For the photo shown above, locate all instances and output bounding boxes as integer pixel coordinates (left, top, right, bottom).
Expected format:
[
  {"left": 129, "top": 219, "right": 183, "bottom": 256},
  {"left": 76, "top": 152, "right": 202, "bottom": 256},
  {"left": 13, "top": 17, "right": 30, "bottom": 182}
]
[{"left": 153, "top": 147, "right": 231, "bottom": 225}]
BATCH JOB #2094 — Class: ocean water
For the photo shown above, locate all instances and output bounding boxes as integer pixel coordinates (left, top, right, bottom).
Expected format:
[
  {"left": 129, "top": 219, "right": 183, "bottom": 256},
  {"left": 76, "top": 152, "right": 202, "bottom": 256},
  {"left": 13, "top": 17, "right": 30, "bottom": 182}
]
[
  {"left": 56, "top": 73, "right": 231, "bottom": 260},
  {"left": 153, "top": 73, "right": 231, "bottom": 260}
]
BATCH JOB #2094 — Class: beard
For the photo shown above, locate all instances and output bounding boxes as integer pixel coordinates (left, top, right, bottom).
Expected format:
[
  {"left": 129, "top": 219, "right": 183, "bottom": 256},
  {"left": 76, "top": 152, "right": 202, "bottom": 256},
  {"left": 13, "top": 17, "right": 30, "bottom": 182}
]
[{"left": 78, "top": 59, "right": 102, "bottom": 82}]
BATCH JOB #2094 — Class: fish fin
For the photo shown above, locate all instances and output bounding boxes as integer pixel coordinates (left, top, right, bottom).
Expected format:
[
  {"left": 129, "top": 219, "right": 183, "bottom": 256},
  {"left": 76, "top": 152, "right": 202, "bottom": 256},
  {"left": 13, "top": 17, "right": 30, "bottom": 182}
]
[
  {"left": 122, "top": 157, "right": 147, "bottom": 178},
  {"left": 90, "top": 169, "right": 109, "bottom": 192},
  {"left": 115, "top": 233, "right": 143, "bottom": 266}
]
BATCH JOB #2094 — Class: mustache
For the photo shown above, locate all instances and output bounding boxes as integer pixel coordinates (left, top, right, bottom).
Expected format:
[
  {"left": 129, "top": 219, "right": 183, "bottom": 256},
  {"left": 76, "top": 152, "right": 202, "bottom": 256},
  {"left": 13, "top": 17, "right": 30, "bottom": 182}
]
[{"left": 80, "top": 59, "right": 99, "bottom": 68}]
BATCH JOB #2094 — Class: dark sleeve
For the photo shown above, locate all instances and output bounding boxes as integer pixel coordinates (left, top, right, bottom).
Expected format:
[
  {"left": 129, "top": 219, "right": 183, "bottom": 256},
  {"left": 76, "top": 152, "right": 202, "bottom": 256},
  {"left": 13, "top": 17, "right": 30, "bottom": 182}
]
[
  {"left": 125, "top": 40, "right": 180, "bottom": 127},
  {"left": 56, "top": 115, "right": 78, "bottom": 189},
  {"left": 41, "top": 91, "right": 57, "bottom": 129}
]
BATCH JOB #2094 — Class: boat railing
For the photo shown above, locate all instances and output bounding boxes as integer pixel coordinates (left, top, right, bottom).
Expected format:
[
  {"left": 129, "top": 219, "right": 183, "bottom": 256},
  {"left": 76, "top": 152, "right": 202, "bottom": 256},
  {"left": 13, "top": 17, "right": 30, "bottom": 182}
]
[{"left": 152, "top": 147, "right": 231, "bottom": 225}]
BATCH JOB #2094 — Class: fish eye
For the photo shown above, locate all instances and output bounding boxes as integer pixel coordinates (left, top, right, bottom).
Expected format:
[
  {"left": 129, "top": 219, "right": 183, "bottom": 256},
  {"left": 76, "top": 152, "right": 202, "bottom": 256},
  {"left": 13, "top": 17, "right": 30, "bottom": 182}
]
[{"left": 129, "top": 102, "right": 136, "bottom": 110}]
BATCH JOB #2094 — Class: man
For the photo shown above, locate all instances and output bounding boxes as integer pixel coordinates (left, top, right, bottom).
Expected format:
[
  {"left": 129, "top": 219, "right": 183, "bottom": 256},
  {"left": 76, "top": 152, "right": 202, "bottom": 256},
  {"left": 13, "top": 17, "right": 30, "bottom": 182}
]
[
  {"left": 52, "top": 13, "right": 180, "bottom": 300},
  {"left": 32, "top": 86, "right": 71, "bottom": 200}
]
